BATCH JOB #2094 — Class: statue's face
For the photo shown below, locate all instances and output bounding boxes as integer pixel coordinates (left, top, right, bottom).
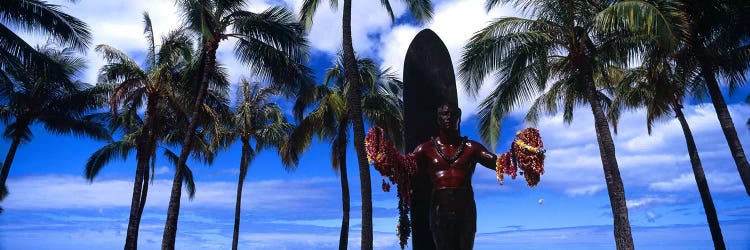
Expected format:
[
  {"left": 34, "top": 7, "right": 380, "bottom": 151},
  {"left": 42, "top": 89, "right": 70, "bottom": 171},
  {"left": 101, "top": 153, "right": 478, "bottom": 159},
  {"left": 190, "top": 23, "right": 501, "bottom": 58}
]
[{"left": 436, "top": 104, "right": 461, "bottom": 131}]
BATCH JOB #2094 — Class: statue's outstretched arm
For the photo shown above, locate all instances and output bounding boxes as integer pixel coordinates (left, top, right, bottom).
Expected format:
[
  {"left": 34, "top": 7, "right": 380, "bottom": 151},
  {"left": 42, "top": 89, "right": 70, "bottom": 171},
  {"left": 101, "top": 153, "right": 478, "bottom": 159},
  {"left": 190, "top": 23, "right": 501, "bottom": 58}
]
[
  {"left": 365, "top": 126, "right": 417, "bottom": 178},
  {"left": 473, "top": 142, "right": 498, "bottom": 171}
]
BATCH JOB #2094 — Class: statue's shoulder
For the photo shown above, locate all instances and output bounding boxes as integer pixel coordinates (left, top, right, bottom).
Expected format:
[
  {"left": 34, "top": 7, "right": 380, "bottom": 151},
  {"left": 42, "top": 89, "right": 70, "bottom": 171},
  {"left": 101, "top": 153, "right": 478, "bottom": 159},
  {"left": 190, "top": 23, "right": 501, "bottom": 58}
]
[
  {"left": 465, "top": 138, "right": 488, "bottom": 150},
  {"left": 466, "top": 138, "right": 480, "bottom": 144},
  {"left": 413, "top": 140, "right": 433, "bottom": 153}
]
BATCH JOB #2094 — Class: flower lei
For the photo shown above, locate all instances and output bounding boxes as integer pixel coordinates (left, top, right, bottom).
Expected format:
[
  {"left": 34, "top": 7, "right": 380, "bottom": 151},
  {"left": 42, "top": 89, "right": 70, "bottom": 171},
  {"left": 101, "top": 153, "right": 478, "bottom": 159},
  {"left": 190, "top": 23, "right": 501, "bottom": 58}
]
[
  {"left": 365, "top": 126, "right": 416, "bottom": 249},
  {"left": 496, "top": 128, "right": 546, "bottom": 187}
]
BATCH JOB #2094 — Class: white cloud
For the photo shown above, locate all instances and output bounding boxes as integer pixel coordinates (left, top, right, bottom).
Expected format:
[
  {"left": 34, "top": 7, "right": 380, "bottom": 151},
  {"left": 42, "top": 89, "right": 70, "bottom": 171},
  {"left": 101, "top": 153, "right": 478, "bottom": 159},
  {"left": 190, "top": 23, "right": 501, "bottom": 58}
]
[
  {"left": 378, "top": 0, "right": 519, "bottom": 120},
  {"left": 518, "top": 103, "right": 750, "bottom": 196},
  {"left": 564, "top": 185, "right": 605, "bottom": 196},
  {"left": 626, "top": 196, "right": 679, "bottom": 209},
  {"left": 649, "top": 172, "right": 745, "bottom": 193},
  {"left": 282, "top": 0, "right": 408, "bottom": 56},
  {"left": 154, "top": 166, "right": 170, "bottom": 175},
  {"left": 3, "top": 175, "right": 337, "bottom": 211}
]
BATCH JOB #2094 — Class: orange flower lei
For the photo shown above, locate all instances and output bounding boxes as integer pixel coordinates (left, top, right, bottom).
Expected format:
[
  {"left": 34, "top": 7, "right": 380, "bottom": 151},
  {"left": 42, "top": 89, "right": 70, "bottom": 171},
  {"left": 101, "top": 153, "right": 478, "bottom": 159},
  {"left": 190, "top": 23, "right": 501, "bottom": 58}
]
[
  {"left": 496, "top": 128, "right": 546, "bottom": 187},
  {"left": 365, "top": 126, "right": 416, "bottom": 249}
]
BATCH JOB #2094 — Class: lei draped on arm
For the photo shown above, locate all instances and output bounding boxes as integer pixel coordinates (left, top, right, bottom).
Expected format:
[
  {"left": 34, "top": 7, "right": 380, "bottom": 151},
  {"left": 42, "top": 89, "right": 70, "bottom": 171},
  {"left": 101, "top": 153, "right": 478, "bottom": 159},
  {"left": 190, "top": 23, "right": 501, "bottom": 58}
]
[
  {"left": 496, "top": 127, "right": 546, "bottom": 187},
  {"left": 365, "top": 126, "right": 416, "bottom": 249}
]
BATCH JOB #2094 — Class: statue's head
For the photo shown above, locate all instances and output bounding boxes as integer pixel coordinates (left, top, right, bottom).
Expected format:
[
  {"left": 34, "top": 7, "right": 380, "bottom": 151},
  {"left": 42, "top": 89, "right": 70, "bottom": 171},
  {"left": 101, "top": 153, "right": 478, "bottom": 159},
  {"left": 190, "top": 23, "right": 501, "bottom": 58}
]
[{"left": 436, "top": 103, "right": 461, "bottom": 131}]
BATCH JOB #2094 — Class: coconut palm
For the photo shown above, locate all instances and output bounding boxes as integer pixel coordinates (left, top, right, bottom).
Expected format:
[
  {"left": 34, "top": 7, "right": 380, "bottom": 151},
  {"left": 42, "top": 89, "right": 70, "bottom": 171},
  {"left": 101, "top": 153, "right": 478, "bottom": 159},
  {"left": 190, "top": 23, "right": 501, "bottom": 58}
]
[
  {"left": 207, "top": 80, "right": 292, "bottom": 250},
  {"left": 0, "top": 0, "right": 91, "bottom": 74},
  {"left": 162, "top": 1, "right": 311, "bottom": 247},
  {"left": 669, "top": 0, "right": 750, "bottom": 196},
  {"left": 84, "top": 109, "right": 201, "bottom": 229},
  {"left": 615, "top": 53, "right": 726, "bottom": 248},
  {"left": 0, "top": 45, "right": 110, "bottom": 200},
  {"left": 282, "top": 55, "right": 403, "bottom": 249},
  {"left": 299, "top": 1, "right": 430, "bottom": 247},
  {"left": 458, "top": 0, "right": 687, "bottom": 248},
  {"left": 92, "top": 12, "right": 199, "bottom": 248}
]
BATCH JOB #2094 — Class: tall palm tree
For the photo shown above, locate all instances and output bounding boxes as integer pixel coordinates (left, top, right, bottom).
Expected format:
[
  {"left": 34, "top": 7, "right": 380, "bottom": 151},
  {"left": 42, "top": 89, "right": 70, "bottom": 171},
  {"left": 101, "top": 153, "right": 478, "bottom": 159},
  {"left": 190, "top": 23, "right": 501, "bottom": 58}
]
[
  {"left": 458, "top": 0, "right": 684, "bottom": 248},
  {"left": 282, "top": 55, "right": 404, "bottom": 250},
  {"left": 671, "top": 0, "right": 750, "bottom": 196},
  {"left": 0, "top": 45, "right": 110, "bottom": 200},
  {"left": 299, "top": 1, "right": 431, "bottom": 247},
  {"left": 163, "top": 1, "right": 311, "bottom": 248},
  {"left": 614, "top": 48, "right": 725, "bottom": 248},
  {"left": 84, "top": 108, "right": 206, "bottom": 249},
  {"left": 0, "top": 0, "right": 91, "bottom": 74},
  {"left": 210, "top": 80, "right": 292, "bottom": 250},
  {"left": 93, "top": 13, "right": 198, "bottom": 248}
]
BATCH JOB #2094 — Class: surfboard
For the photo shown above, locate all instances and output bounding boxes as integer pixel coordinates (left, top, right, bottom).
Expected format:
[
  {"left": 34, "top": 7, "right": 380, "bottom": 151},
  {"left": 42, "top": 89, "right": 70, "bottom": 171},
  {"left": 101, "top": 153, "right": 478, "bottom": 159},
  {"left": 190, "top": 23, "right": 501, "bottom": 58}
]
[{"left": 403, "top": 28, "right": 458, "bottom": 250}]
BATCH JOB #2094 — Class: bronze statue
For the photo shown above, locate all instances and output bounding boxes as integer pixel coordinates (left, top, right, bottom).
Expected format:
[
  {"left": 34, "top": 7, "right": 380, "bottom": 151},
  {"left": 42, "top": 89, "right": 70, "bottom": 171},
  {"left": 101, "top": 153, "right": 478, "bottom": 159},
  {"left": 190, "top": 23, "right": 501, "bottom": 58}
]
[
  {"left": 366, "top": 29, "right": 545, "bottom": 250},
  {"left": 367, "top": 103, "right": 545, "bottom": 250},
  {"left": 411, "top": 103, "right": 496, "bottom": 249}
]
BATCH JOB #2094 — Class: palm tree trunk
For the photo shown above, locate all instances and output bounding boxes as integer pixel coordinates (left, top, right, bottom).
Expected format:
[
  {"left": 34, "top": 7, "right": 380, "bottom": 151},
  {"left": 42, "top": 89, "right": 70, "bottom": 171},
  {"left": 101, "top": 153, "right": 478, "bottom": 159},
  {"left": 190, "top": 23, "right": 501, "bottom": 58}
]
[
  {"left": 232, "top": 140, "right": 250, "bottom": 250},
  {"left": 0, "top": 136, "right": 22, "bottom": 200},
  {"left": 702, "top": 67, "right": 750, "bottom": 197},
  {"left": 341, "top": 0, "right": 373, "bottom": 249},
  {"left": 586, "top": 80, "right": 634, "bottom": 250},
  {"left": 138, "top": 158, "right": 150, "bottom": 219},
  {"left": 136, "top": 141, "right": 154, "bottom": 222},
  {"left": 126, "top": 96, "right": 159, "bottom": 249},
  {"left": 125, "top": 146, "right": 149, "bottom": 249},
  {"left": 337, "top": 132, "right": 350, "bottom": 250},
  {"left": 161, "top": 41, "right": 218, "bottom": 249},
  {"left": 138, "top": 139, "right": 157, "bottom": 220},
  {"left": 674, "top": 104, "right": 726, "bottom": 250}
]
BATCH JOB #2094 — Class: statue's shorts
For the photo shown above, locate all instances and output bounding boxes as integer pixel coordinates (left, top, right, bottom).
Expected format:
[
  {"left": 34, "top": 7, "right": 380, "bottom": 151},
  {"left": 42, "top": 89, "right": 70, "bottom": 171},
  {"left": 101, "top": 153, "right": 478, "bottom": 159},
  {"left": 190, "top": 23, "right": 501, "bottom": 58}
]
[{"left": 429, "top": 187, "right": 476, "bottom": 250}]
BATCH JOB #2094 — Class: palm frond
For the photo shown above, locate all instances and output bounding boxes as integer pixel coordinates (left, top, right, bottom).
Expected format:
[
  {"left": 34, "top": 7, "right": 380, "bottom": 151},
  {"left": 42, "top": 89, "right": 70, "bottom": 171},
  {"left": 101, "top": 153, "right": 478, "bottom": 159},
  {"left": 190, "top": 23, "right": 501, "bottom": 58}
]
[
  {"left": 299, "top": 0, "right": 327, "bottom": 29},
  {"left": 85, "top": 140, "right": 136, "bottom": 180},
  {"left": 95, "top": 45, "right": 147, "bottom": 83},
  {"left": 233, "top": 37, "right": 313, "bottom": 95},
  {"left": 232, "top": 7, "right": 308, "bottom": 61},
  {"left": 143, "top": 11, "right": 156, "bottom": 69},
  {"left": 0, "top": 0, "right": 92, "bottom": 50},
  {"left": 38, "top": 113, "right": 112, "bottom": 141},
  {"left": 163, "top": 148, "right": 196, "bottom": 198},
  {"left": 2, "top": 121, "right": 33, "bottom": 142},
  {"left": 459, "top": 17, "right": 557, "bottom": 96},
  {"left": 400, "top": 0, "right": 432, "bottom": 23},
  {"left": 594, "top": 0, "right": 688, "bottom": 51}
]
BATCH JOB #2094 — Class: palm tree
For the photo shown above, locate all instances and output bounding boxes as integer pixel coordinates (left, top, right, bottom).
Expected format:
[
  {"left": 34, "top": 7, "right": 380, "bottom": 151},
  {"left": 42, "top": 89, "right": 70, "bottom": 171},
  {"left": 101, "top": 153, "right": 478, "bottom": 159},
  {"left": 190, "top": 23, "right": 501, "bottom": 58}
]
[
  {"left": 0, "top": 45, "right": 110, "bottom": 200},
  {"left": 615, "top": 58, "right": 726, "bottom": 249},
  {"left": 84, "top": 109, "right": 205, "bottom": 250},
  {"left": 671, "top": 0, "right": 750, "bottom": 196},
  {"left": 92, "top": 13, "right": 197, "bottom": 248},
  {"left": 0, "top": 0, "right": 91, "bottom": 74},
  {"left": 458, "top": 0, "right": 685, "bottom": 248},
  {"left": 282, "top": 55, "right": 404, "bottom": 250},
  {"left": 209, "top": 80, "right": 292, "bottom": 250},
  {"left": 163, "top": 1, "right": 311, "bottom": 247},
  {"left": 299, "top": 1, "right": 431, "bottom": 247}
]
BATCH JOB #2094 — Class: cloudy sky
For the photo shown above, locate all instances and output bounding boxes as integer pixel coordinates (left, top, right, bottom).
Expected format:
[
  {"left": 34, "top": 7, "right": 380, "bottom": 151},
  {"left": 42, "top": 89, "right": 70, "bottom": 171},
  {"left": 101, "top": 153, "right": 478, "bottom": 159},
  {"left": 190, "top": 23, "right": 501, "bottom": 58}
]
[{"left": 2, "top": 0, "right": 750, "bottom": 249}]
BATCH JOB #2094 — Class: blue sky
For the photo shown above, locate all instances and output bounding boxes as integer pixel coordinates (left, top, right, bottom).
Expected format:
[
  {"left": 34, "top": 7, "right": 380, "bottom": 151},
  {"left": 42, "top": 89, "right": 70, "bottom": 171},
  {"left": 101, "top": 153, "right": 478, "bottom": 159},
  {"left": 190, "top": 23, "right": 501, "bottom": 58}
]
[{"left": 2, "top": 0, "right": 750, "bottom": 249}]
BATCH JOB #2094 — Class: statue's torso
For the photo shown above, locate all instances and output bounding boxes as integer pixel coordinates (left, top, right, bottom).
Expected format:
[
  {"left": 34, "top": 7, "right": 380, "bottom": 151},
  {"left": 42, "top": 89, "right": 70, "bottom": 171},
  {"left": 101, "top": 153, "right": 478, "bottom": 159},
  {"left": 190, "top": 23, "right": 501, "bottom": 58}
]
[{"left": 416, "top": 139, "right": 484, "bottom": 190}]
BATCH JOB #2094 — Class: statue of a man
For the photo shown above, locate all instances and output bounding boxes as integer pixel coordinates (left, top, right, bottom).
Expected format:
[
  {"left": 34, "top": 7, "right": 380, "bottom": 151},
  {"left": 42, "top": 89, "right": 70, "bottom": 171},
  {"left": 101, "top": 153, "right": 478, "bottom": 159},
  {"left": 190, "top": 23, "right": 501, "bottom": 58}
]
[
  {"left": 366, "top": 101, "right": 545, "bottom": 249},
  {"left": 411, "top": 102, "right": 496, "bottom": 250}
]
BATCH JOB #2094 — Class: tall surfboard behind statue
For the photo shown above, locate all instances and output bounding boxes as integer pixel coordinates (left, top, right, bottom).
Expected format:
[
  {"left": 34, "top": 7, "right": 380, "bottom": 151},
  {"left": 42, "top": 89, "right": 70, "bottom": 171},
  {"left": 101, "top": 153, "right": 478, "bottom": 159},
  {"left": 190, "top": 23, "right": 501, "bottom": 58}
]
[{"left": 403, "top": 28, "right": 458, "bottom": 250}]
